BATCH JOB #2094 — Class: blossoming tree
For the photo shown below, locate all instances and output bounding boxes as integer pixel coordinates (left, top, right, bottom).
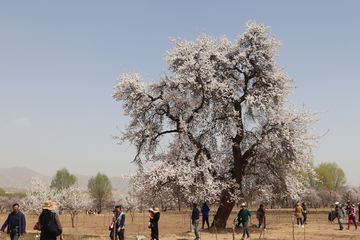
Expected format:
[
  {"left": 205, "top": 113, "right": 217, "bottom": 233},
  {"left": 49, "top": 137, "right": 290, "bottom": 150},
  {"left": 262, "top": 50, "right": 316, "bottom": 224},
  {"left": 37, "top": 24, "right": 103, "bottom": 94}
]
[{"left": 112, "top": 21, "right": 322, "bottom": 228}]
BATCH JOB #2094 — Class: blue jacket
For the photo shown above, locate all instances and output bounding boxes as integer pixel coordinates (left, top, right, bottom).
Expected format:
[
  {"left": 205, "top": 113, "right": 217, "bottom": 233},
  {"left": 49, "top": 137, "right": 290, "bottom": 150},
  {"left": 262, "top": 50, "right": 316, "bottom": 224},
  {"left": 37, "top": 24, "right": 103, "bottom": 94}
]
[
  {"left": 201, "top": 204, "right": 210, "bottom": 218},
  {"left": 1, "top": 211, "right": 26, "bottom": 234}
]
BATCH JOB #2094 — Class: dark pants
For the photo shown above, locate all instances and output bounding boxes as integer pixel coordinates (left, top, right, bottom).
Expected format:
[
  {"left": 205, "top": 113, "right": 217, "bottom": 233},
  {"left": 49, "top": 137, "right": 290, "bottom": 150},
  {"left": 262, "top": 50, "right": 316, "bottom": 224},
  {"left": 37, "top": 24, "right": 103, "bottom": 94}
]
[
  {"left": 242, "top": 221, "right": 250, "bottom": 238},
  {"left": 297, "top": 218, "right": 303, "bottom": 225},
  {"left": 202, "top": 216, "right": 209, "bottom": 228},
  {"left": 259, "top": 216, "right": 266, "bottom": 229},
  {"left": 10, "top": 228, "right": 19, "bottom": 240},
  {"left": 116, "top": 229, "right": 124, "bottom": 240}
]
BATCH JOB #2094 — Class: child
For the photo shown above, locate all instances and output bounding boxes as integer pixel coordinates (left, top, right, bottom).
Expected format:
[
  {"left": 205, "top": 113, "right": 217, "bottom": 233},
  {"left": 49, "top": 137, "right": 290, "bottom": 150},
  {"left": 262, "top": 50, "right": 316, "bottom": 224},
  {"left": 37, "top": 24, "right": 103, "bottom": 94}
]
[
  {"left": 295, "top": 202, "right": 305, "bottom": 228},
  {"left": 257, "top": 204, "right": 266, "bottom": 230},
  {"left": 148, "top": 208, "right": 154, "bottom": 228},
  {"left": 347, "top": 204, "right": 358, "bottom": 230}
]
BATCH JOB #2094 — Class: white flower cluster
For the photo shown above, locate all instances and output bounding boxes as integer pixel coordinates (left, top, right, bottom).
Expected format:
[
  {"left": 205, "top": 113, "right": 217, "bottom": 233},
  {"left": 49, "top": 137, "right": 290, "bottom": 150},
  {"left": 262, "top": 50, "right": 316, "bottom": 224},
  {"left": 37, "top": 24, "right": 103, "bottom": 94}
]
[{"left": 113, "top": 21, "right": 321, "bottom": 212}]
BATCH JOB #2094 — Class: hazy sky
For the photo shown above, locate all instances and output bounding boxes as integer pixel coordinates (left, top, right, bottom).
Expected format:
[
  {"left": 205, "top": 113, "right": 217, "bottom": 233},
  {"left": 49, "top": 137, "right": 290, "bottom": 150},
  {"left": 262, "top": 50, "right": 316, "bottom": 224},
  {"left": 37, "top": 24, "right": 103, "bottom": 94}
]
[{"left": 1, "top": 1, "right": 359, "bottom": 185}]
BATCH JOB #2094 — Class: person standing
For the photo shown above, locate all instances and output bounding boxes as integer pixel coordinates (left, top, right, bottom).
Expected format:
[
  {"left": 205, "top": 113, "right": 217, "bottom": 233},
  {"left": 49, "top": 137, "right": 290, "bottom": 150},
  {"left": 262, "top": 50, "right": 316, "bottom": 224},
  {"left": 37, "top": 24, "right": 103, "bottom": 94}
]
[
  {"left": 335, "top": 202, "right": 345, "bottom": 230},
  {"left": 191, "top": 203, "right": 200, "bottom": 240},
  {"left": 302, "top": 203, "right": 308, "bottom": 225},
  {"left": 115, "top": 205, "right": 125, "bottom": 240},
  {"left": 295, "top": 202, "right": 305, "bottom": 228},
  {"left": 358, "top": 201, "right": 360, "bottom": 223},
  {"left": 201, "top": 202, "right": 210, "bottom": 229},
  {"left": 36, "top": 200, "right": 63, "bottom": 240},
  {"left": 256, "top": 204, "right": 266, "bottom": 231},
  {"left": 346, "top": 204, "right": 358, "bottom": 230},
  {"left": 235, "top": 203, "right": 252, "bottom": 240},
  {"left": 345, "top": 200, "right": 352, "bottom": 216},
  {"left": 149, "top": 207, "right": 160, "bottom": 240},
  {"left": 0, "top": 203, "right": 26, "bottom": 240}
]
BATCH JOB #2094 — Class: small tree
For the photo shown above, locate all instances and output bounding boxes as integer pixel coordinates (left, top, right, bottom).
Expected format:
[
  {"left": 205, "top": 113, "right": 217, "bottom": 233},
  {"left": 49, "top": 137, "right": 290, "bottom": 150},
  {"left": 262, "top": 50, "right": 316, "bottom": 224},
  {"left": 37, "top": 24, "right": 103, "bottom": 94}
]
[
  {"left": 21, "top": 177, "right": 62, "bottom": 215},
  {"left": 58, "top": 184, "right": 91, "bottom": 228},
  {"left": 118, "top": 190, "right": 140, "bottom": 224},
  {"left": 88, "top": 172, "right": 112, "bottom": 213},
  {"left": 50, "top": 168, "right": 77, "bottom": 190}
]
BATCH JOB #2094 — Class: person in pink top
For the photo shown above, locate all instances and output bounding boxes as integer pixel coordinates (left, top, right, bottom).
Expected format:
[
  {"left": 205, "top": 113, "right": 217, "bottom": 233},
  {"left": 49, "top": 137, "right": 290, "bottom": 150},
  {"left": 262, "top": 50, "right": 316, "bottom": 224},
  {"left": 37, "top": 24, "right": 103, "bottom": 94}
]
[{"left": 347, "top": 204, "right": 358, "bottom": 230}]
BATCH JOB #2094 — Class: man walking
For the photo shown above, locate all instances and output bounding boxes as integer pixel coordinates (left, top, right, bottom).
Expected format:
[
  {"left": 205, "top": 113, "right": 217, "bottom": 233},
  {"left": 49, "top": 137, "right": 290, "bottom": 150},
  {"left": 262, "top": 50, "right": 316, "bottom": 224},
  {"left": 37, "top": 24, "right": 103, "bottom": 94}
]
[
  {"left": 192, "top": 203, "right": 200, "bottom": 240},
  {"left": 0, "top": 203, "right": 26, "bottom": 240},
  {"left": 235, "top": 203, "right": 252, "bottom": 240},
  {"left": 115, "top": 205, "right": 125, "bottom": 240},
  {"left": 335, "top": 202, "right": 345, "bottom": 230},
  {"left": 201, "top": 202, "right": 210, "bottom": 229}
]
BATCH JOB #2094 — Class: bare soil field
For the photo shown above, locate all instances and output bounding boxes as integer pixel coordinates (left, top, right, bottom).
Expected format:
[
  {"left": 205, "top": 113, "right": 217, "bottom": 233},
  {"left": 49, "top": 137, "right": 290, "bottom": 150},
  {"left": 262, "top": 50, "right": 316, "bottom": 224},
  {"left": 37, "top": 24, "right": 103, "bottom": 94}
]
[{"left": 1, "top": 208, "right": 359, "bottom": 240}]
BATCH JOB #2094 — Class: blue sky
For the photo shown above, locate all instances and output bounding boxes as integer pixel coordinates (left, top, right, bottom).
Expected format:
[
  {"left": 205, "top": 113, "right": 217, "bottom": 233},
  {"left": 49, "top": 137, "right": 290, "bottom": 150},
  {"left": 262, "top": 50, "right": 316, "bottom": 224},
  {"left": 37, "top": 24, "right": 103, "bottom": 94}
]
[{"left": 1, "top": 1, "right": 359, "bottom": 186}]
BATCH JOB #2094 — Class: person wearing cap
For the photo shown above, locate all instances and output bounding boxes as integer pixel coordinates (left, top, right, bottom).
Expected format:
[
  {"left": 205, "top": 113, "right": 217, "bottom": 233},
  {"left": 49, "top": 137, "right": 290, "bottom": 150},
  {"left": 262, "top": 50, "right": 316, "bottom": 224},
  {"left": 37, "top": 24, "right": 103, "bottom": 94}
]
[
  {"left": 235, "top": 203, "right": 252, "bottom": 240},
  {"left": 346, "top": 204, "right": 357, "bottom": 230},
  {"left": 0, "top": 203, "right": 26, "bottom": 240},
  {"left": 149, "top": 207, "right": 160, "bottom": 240},
  {"left": 191, "top": 203, "right": 200, "bottom": 240},
  {"left": 114, "top": 205, "right": 125, "bottom": 240},
  {"left": 36, "top": 200, "right": 63, "bottom": 240},
  {"left": 335, "top": 202, "right": 345, "bottom": 230}
]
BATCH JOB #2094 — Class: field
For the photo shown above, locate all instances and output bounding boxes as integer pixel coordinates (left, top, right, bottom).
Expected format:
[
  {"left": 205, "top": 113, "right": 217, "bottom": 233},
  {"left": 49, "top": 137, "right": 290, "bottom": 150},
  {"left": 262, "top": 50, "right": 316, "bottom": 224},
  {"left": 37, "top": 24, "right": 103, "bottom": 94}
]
[{"left": 1, "top": 208, "right": 359, "bottom": 240}]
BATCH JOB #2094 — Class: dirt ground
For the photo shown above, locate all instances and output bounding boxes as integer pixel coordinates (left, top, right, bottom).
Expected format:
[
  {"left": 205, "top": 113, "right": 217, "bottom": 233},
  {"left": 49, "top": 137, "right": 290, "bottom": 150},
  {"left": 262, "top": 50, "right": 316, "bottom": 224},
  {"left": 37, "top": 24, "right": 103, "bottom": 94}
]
[{"left": 1, "top": 208, "right": 359, "bottom": 240}]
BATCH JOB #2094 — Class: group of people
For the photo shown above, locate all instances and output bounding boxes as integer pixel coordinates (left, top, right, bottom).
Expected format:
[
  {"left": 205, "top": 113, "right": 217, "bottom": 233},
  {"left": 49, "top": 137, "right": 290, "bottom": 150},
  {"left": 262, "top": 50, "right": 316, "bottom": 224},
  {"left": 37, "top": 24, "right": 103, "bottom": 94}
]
[
  {"left": 294, "top": 202, "right": 308, "bottom": 227},
  {"left": 1, "top": 201, "right": 63, "bottom": 240},
  {"left": 190, "top": 202, "right": 211, "bottom": 240},
  {"left": 333, "top": 200, "right": 358, "bottom": 230},
  {"left": 86, "top": 209, "right": 98, "bottom": 215},
  {"left": 2, "top": 200, "right": 360, "bottom": 240}
]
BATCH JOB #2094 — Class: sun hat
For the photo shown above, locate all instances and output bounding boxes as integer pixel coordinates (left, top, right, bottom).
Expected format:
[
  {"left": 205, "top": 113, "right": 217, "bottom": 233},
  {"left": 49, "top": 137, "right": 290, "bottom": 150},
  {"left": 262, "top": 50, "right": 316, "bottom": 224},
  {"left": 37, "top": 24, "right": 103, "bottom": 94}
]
[
  {"left": 347, "top": 200, "right": 351, "bottom": 203},
  {"left": 241, "top": 203, "right": 246, "bottom": 207},
  {"left": 153, "top": 207, "right": 160, "bottom": 213},
  {"left": 148, "top": 208, "right": 154, "bottom": 212},
  {"left": 43, "top": 200, "right": 55, "bottom": 210}
]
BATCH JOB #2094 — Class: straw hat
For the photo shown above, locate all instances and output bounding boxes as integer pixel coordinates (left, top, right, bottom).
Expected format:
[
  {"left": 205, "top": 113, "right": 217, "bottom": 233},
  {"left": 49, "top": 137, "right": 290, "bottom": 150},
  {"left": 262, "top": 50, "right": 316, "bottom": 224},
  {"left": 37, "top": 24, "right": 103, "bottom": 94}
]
[
  {"left": 241, "top": 203, "right": 246, "bottom": 207},
  {"left": 43, "top": 200, "right": 55, "bottom": 211},
  {"left": 153, "top": 207, "right": 160, "bottom": 213}
]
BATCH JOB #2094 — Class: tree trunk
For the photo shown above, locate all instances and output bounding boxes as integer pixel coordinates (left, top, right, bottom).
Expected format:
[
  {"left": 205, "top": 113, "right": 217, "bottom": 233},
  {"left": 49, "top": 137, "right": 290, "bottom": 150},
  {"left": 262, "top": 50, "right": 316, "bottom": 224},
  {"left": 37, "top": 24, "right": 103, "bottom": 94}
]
[
  {"left": 212, "top": 190, "right": 236, "bottom": 228},
  {"left": 71, "top": 213, "right": 75, "bottom": 228}
]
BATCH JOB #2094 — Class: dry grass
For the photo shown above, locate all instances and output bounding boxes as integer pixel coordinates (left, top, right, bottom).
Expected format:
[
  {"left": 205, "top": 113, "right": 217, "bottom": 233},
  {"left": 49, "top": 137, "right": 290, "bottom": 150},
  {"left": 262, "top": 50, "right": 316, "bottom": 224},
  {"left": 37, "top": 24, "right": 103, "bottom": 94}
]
[{"left": 0, "top": 208, "right": 359, "bottom": 240}]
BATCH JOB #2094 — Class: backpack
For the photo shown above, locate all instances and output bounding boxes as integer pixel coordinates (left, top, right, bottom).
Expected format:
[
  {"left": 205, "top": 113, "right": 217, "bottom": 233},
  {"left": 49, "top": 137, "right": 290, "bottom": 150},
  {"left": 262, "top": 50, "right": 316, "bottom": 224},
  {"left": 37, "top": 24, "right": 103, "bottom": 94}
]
[{"left": 47, "top": 212, "right": 60, "bottom": 236}]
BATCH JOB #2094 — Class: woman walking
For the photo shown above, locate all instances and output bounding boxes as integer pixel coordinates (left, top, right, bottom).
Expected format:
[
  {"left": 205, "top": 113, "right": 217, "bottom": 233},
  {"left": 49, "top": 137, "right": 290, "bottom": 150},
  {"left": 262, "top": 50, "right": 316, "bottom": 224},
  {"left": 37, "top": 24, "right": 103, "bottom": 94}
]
[
  {"left": 346, "top": 204, "right": 358, "bottom": 230},
  {"left": 295, "top": 202, "right": 305, "bottom": 228},
  {"left": 36, "top": 200, "right": 63, "bottom": 240},
  {"left": 302, "top": 203, "right": 308, "bottom": 225},
  {"left": 149, "top": 208, "right": 160, "bottom": 240}
]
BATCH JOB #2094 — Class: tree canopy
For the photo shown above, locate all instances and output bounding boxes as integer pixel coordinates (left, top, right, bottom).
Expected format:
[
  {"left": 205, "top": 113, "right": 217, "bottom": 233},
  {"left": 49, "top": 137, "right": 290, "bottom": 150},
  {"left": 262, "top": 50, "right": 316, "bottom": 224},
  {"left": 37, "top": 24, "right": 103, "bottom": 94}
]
[
  {"left": 50, "top": 168, "right": 77, "bottom": 190},
  {"left": 314, "top": 162, "right": 346, "bottom": 191},
  {"left": 113, "top": 21, "right": 321, "bottom": 228},
  {"left": 87, "top": 172, "right": 112, "bottom": 213}
]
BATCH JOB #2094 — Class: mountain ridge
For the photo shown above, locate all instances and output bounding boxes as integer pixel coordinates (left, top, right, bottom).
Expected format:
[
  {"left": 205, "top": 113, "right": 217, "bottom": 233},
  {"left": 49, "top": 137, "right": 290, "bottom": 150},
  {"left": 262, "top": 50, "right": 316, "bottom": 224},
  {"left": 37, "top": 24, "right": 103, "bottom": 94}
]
[{"left": 0, "top": 167, "right": 128, "bottom": 192}]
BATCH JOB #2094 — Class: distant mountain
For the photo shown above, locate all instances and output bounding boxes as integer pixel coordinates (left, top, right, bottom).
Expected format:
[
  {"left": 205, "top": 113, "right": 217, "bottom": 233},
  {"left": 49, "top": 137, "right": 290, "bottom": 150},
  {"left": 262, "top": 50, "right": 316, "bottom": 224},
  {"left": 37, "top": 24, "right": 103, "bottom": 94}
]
[
  {"left": 0, "top": 167, "right": 51, "bottom": 191},
  {"left": 0, "top": 167, "right": 128, "bottom": 193}
]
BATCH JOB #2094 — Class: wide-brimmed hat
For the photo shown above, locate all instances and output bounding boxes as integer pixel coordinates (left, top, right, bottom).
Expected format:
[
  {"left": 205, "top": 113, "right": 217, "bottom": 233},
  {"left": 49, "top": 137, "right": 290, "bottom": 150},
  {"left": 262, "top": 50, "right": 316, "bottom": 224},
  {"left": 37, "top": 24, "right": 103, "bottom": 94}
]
[
  {"left": 43, "top": 200, "right": 55, "bottom": 210},
  {"left": 347, "top": 200, "right": 351, "bottom": 203},
  {"left": 241, "top": 203, "right": 246, "bottom": 207},
  {"left": 153, "top": 207, "right": 160, "bottom": 213},
  {"left": 148, "top": 208, "right": 154, "bottom": 212}
]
